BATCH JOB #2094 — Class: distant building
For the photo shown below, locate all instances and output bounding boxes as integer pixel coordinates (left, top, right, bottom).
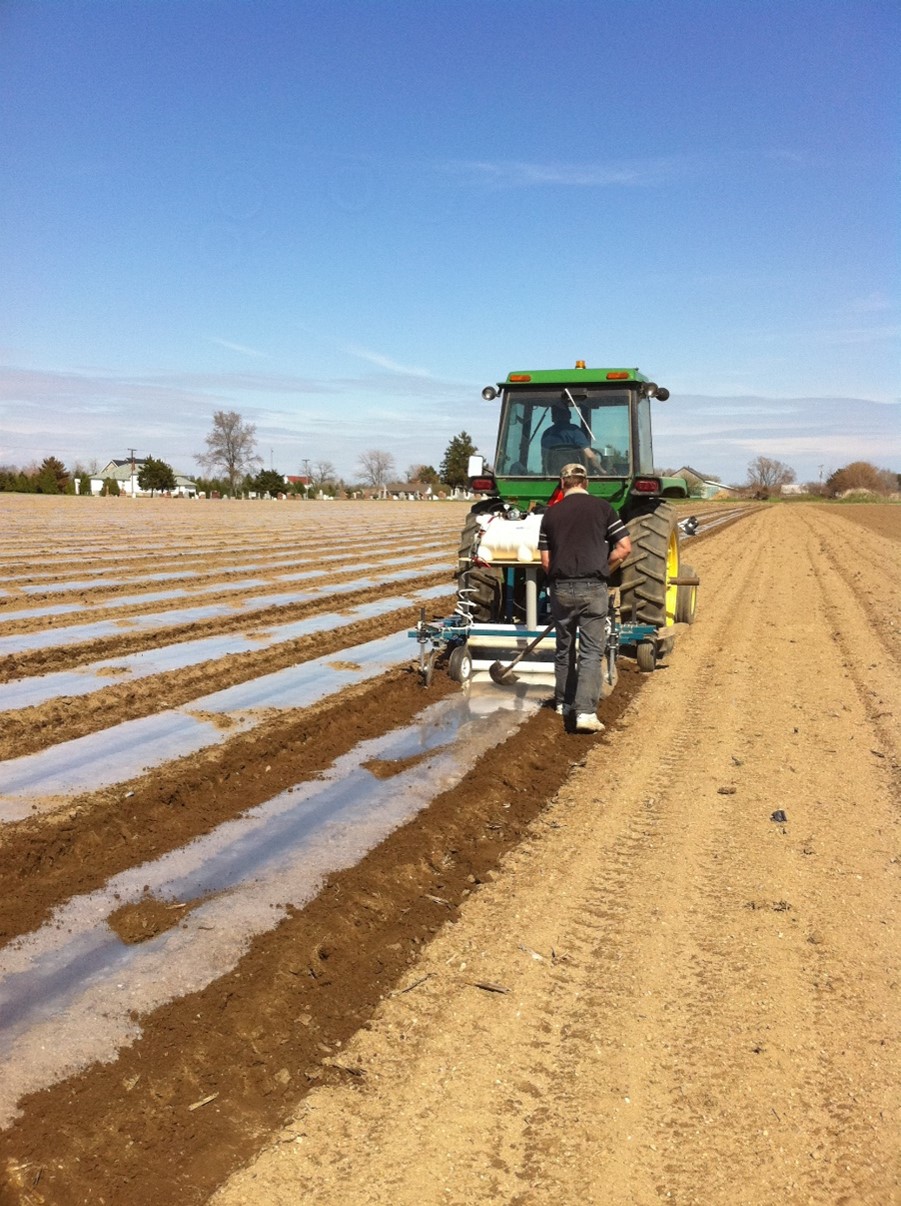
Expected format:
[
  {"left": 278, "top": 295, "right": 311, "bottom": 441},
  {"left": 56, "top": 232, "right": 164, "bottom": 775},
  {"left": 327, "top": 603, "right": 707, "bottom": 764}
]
[
  {"left": 91, "top": 459, "right": 197, "bottom": 498},
  {"left": 674, "top": 466, "right": 735, "bottom": 499}
]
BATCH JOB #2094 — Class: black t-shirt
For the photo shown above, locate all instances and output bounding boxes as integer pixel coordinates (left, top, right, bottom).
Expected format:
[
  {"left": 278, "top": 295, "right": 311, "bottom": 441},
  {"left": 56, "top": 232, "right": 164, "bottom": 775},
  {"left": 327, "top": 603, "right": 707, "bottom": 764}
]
[{"left": 538, "top": 491, "right": 629, "bottom": 581}]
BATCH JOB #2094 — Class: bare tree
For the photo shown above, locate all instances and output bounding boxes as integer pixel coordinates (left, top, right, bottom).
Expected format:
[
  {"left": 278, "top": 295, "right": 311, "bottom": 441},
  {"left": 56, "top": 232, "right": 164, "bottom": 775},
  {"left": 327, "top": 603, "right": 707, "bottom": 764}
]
[
  {"left": 746, "top": 456, "right": 796, "bottom": 494},
  {"left": 357, "top": 449, "right": 396, "bottom": 493},
  {"left": 196, "top": 410, "right": 261, "bottom": 494},
  {"left": 407, "top": 463, "right": 440, "bottom": 486},
  {"left": 312, "top": 459, "right": 337, "bottom": 488},
  {"left": 826, "top": 461, "right": 897, "bottom": 496}
]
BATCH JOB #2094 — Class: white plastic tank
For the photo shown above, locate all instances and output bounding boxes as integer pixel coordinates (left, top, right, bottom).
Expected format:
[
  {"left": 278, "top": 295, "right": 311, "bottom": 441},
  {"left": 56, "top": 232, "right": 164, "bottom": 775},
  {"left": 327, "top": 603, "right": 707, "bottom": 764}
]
[{"left": 474, "top": 512, "right": 542, "bottom": 564}]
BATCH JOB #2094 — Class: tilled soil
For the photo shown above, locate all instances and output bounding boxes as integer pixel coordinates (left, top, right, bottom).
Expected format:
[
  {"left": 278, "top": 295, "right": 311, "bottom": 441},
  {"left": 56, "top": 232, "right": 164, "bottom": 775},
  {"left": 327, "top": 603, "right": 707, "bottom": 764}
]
[{"left": 1, "top": 499, "right": 898, "bottom": 1205}]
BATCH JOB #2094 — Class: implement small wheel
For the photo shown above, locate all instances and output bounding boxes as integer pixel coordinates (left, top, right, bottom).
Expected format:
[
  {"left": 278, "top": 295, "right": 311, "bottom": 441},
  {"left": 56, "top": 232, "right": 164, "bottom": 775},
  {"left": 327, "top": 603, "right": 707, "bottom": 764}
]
[
  {"left": 676, "top": 563, "right": 698, "bottom": 625},
  {"left": 636, "top": 641, "right": 657, "bottom": 673},
  {"left": 447, "top": 645, "right": 473, "bottom": 683}
]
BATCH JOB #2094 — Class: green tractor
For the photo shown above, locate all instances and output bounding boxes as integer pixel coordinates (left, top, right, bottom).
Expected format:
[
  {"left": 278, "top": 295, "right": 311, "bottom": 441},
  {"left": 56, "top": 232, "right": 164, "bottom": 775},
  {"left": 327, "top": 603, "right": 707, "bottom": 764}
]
[{"left": 413, "top": 362, "right": 699, "bottom": 686}]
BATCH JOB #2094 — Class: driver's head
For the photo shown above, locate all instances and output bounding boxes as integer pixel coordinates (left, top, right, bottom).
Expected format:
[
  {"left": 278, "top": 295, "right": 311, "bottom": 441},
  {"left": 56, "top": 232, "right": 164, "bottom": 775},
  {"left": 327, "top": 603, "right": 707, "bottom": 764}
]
[{"left": 551, "top": 405, "right": 570, "bottom": 424}]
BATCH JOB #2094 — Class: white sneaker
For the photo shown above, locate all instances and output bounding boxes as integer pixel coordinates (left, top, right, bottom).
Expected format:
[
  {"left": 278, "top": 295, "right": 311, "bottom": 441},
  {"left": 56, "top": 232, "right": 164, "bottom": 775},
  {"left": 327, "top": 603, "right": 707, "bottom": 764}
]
[
  {"left": 574, "top": 713, "right": 605, "bottom": 733},
  {"left": 555, "top": 703, "right": 566, "bottom": 715}
]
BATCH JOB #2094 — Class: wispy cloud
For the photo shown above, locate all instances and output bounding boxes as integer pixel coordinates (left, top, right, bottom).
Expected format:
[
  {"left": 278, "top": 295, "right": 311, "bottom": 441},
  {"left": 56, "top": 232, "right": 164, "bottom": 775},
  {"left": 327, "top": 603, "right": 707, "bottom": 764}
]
[
  {"left": 844, "top": 291, "right": 895, "bottom": 315},
  {"left": 0, "top": 367, "right": 216, "bottom": 408},
  {"left": 763, "top": 148, "right": 823, "bottom": 169},
  {"left": 147, "top": 371, "right": 331, "bottom": 394},
  {"left": 437, "top": 157, "right": 682, "bottom": 188},
  {"left": 342, "top": 344, "right": 430, "bottom": 377},
  {"left": 813, "top": 324, "right": 901, "bottom": 347},
  {"left": 207, "top": 337, "right": 268, "bottom": 358}
]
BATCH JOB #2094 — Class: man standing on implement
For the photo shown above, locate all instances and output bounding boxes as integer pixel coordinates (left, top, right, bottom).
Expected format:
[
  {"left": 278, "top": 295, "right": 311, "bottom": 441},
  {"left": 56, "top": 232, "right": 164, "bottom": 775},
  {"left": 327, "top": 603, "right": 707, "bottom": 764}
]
[{"left": 538, "top": 463, "right": 632, "bottom": 733}]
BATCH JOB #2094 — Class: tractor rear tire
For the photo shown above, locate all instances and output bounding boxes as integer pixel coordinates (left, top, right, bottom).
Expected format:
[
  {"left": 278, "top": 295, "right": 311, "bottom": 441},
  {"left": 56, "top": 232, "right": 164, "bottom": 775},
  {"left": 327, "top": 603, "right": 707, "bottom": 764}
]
[
  {"left": 457, "top": 511, "right": 481, "bottom": 574},
  {"left": 619, "top": 503, "right": 680, "bottom": 630},
  {"left": 459, "top": 567, "right": 502, "bottom": 622},
  {"left": 456, "top": 511, "right": 502, "bottom": 622}
]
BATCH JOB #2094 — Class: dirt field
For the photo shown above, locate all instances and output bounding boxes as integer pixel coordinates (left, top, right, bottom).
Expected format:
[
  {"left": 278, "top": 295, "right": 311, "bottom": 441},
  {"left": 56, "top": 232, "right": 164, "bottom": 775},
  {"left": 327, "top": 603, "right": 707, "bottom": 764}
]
[{"left": 0, "top": 496, "right": 898, "bottom": 1205}]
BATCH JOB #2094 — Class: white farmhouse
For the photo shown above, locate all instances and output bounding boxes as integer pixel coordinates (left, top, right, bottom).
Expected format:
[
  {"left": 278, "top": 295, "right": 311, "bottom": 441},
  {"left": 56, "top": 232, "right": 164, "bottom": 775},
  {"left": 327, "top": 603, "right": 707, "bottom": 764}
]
[{"left": 90, "top": 459, "right": 197, "bottom": 498}]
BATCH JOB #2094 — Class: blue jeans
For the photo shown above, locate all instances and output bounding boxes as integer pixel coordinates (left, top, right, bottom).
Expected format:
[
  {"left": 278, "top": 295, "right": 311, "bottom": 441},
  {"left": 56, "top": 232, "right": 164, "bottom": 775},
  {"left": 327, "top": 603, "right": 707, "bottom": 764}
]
[{"left": 549, "top": 578, "right": 608, "bottom": 716}]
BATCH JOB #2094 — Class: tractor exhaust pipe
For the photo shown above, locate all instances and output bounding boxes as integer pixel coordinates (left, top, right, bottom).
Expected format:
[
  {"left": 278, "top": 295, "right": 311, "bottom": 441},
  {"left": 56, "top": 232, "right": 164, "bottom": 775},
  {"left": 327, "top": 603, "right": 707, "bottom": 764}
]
[{"left": 488, "top": 622, "right": 557, "bottom": 685}]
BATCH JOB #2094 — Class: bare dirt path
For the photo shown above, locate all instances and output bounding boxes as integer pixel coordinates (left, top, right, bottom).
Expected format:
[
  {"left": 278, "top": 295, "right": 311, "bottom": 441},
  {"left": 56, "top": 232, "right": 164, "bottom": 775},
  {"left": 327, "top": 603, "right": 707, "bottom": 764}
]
[
  {"left": 0, "top": 502, "right": 897, "bottom": 1205},
  {"left": 211, "top": 504, "right": 900, "bottom": 1206}
]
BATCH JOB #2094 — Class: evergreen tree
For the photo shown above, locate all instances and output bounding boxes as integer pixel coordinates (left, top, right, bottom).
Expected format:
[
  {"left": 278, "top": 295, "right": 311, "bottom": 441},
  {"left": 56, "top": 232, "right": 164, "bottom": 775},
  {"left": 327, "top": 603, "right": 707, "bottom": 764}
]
[
  {"left": 138, "top": 456, "right": 177, "bottom": 495},
  {"left": 251, "top": 468, "right": 287, "bottom": 496},
  {"left": 439, "top": 433, "right": 477, "bottom": 488},
  {"left": 34, "top": 456, "right": 70, "bottom": 494}
]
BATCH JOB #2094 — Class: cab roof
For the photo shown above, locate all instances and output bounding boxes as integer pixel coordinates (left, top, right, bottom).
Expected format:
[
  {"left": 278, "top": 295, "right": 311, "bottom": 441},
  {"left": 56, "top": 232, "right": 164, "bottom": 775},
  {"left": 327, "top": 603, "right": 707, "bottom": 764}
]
[{"left": 503, "top": 367, "right": 649, "bottom": 385}]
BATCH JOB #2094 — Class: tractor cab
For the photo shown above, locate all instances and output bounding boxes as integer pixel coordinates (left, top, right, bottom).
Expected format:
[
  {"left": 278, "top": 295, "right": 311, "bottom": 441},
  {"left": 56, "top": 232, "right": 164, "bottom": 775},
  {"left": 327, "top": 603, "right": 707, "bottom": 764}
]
[{"left": 472, "top": 366, "right": 672, "bottom": 511}]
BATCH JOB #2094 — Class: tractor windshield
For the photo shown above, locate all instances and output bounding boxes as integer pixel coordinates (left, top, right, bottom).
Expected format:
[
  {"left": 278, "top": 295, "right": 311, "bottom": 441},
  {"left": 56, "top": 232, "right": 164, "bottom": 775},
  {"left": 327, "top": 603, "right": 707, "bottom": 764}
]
[{"left": 494, "top": 387, "right": 633, "bottom": 477}]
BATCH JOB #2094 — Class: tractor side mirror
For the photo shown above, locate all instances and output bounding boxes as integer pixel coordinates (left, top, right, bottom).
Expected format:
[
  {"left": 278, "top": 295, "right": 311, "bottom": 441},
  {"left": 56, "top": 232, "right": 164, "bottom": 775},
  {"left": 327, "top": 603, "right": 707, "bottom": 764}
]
[{"left": 468, "top": 454, "right": 485, "bottom": 477}]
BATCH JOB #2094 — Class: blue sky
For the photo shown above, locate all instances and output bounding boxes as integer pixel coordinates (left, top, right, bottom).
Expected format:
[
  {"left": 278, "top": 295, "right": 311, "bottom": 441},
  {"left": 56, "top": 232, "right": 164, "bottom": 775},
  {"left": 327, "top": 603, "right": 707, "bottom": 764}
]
[{"left": 1, "top": 0, "right": 898, "bottom": 487}]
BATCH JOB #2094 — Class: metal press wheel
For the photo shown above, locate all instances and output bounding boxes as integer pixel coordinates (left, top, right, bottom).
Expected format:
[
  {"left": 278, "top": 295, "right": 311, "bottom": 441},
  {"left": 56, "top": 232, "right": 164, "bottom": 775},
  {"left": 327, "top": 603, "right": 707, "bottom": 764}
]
[
  {"left": 421, "top": 648, "right": 438, "bottom": 687},
  {"left": 600, "top": 656, "right": 619, "bottom": 699}
]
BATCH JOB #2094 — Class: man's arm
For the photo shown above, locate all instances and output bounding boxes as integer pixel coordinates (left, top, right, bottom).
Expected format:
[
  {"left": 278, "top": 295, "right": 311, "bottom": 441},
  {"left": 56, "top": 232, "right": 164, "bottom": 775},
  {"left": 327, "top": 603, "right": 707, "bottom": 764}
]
[
  {"left": 607, "top": 534, "right": 631, "bottom": 573},
  {"left": 540, "top": 549, "right": 550, "bottom": 572}
]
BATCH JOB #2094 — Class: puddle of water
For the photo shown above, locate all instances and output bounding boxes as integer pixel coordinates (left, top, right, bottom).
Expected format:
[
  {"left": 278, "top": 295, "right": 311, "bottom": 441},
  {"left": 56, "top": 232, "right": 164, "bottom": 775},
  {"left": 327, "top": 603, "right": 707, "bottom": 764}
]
[
  {"left": 0, "top": 683, "right": 542, "bottom": 1125},
  {"left": 0, "top": 617, "right": 460, "bottom": 819},
  {"left": 0, "top": 711, "right": 249, "bottom": 817}
]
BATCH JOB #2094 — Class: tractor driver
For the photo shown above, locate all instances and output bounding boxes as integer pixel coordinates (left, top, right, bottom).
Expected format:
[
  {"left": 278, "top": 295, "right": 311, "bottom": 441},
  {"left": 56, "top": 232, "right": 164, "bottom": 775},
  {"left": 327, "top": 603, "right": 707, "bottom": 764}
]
[
  {"left": 541, "top": 405, "right": 600, "bottom": 474},
  {"left": 538, "top": 463, "right": 631, "bottom": 733}
]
